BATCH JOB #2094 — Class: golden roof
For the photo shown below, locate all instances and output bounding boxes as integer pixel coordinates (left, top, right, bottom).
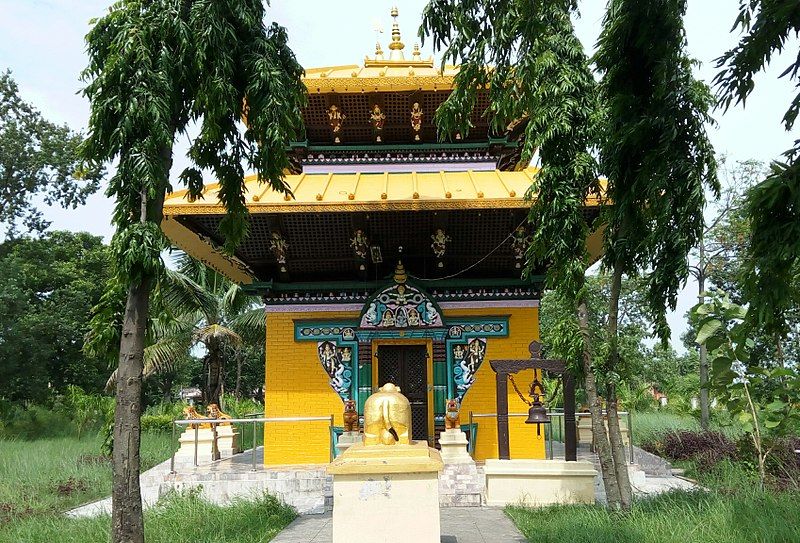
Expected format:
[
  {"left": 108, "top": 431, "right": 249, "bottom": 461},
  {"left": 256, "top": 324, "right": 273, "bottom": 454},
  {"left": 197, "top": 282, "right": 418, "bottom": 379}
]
[
  {"left": 302, "top": 7, "right": 458, "bottom": 94},
  {"left": 162, "top": 169, "right": 545, "bottom": 215}
]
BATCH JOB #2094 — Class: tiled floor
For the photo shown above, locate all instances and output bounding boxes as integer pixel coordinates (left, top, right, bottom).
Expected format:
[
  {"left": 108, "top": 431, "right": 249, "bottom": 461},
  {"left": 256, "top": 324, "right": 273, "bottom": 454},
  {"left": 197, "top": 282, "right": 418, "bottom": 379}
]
[{"left": 271, "top": 508, "right": 527, "bottom": 543}]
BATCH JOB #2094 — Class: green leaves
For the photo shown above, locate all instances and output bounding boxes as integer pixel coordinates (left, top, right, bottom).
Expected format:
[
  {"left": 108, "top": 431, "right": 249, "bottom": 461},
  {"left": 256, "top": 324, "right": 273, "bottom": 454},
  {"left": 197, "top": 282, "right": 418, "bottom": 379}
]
[
  {"left": 0, "top": 71, "right": 103, "bottom": 237},
  {"left": 595, "top": 0, "right": 719, "bottom": 343},
  {"left": 692, "top": 289, "right": 800, "bottom": 440},
  {"left": 81, "top": 0, "right": 307, "bottom": 268}
]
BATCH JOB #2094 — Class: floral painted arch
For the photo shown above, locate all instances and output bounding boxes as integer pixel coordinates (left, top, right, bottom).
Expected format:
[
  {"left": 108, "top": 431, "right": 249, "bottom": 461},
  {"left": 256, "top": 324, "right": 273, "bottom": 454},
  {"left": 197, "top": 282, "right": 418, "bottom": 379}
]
[{"left": 359, "top": 261, "right": 444, "bottom": 329}]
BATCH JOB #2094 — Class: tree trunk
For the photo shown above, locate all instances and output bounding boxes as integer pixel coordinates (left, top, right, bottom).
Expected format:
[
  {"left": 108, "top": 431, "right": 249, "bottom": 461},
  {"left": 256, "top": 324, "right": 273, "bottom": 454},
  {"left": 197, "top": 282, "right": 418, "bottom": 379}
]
[
  {"left": 698, "top": 240, "right": 710, "bottom": 430},
  {"left": 111, "top": 281, "right": 151, "bottom": 543},
  {"left": 111, "top": 144, "right": 170, "bottom": 543},
  {"left": 206, "top": 339, "right": 223, "bottom": 406},
  {"left": 606, "top": 382, "right": 633, "bottom": 509},
  {"left": 234, "top": 351, "right": 243, "bottom": 399},
  {"left": 577, "top": 297, "right": 621, "bottom": 508},
  {"left": 606, "top": 263, "right": 633, "bottom": 510}
]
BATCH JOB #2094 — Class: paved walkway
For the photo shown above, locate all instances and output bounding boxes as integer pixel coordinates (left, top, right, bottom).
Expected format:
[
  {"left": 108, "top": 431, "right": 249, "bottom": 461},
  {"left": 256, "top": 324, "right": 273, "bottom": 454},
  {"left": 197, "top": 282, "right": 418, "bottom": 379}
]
[{"left": 271, "top": 508, "right": 527, "bottom": 543}]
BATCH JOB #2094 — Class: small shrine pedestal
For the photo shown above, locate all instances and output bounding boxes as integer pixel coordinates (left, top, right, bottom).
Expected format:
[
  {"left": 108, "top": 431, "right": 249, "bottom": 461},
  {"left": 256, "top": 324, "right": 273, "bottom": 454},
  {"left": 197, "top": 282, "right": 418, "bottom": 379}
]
[
  {"left": 327, "top": 441, "right": 443, "bottom": 543},
  {"left": 214, "top": 424, "right": 240, "bottom": 458},
  {"left": 174, "top": 427, "right": 217, "bottom": 465},
  {"left": 335, "top": 431, "right": 362, "bottom": 458},
  {"left": 484, "top": 459, "right": 597, "bottom": 507},
  {"left": 438, "top": 429, "right": 483, "bottom": 507}
]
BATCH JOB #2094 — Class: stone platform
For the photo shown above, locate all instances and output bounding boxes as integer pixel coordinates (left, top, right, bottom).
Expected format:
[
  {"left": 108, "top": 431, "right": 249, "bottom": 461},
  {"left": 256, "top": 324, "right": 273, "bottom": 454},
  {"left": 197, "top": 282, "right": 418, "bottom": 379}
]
[{"left": 66, "top": 442, "right": 696, "bottom": 519}]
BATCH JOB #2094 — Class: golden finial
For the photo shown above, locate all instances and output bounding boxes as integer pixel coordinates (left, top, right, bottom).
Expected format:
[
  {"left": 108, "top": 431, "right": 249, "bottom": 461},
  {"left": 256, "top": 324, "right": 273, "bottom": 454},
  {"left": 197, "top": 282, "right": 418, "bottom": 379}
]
[
  {"left": 412, "top": 43, "right": 421, "bottom": 59},
  {"left": 375, "top": 41, "right": 384, "bottom": 60},
  {"left": 388, "top": 6, "right": 405, "bottom": 61},
  {"left": 393, "top": 260, "right": 407, "bottom": 284}
]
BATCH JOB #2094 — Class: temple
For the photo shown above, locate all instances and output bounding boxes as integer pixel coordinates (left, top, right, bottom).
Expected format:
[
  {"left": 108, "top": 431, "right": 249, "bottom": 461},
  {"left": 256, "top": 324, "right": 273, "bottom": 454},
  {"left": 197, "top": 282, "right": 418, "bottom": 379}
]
[{"left": 162, "top": 9, "right": 603, "bottom": 465}]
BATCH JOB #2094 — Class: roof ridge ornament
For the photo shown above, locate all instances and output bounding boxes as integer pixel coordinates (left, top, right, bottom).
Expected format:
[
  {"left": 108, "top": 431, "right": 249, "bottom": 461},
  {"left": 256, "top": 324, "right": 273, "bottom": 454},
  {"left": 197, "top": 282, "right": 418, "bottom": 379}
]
[{"left": 388, "top": 7, "right": 405, "bottom": 60}]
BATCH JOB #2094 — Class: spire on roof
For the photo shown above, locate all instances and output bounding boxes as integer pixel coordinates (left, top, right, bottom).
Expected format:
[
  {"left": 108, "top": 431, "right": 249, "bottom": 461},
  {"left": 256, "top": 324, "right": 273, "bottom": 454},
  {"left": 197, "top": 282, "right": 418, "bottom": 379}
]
[{"left": 388, "top": 7, "right": 405, "bottom": 61}]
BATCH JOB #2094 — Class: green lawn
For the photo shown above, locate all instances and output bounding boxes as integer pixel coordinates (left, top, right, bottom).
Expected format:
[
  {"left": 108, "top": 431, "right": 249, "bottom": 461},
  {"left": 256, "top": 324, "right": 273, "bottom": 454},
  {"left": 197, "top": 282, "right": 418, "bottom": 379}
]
[
  {"left": 0, "top": 432, "right": 295, "bottom": 542},
  {"left": 508, "top": 488, "right": 800, "bottom": 543}
]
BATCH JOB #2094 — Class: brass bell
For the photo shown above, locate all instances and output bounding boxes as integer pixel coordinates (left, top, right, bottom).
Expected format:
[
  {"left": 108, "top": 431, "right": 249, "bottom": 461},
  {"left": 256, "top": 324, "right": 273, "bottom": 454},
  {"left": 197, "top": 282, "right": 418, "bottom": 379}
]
[
  {"left": 525, "top": 404, "right": 550, "bottom": 426},
  {"left": 524, "top": 377, "right": 551, "bottom": 435}
]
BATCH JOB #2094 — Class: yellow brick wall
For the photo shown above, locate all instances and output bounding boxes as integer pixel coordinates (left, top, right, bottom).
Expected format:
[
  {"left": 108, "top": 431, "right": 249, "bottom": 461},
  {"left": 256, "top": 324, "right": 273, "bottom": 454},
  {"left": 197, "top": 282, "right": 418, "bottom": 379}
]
[
  {"left": 446, "top": 306, "right": 545, "bottom": 461},
  {"left": 264, "top": 310, "right": 359, "bottom": 465},
  {"left": 263, "top": 305, "right": 544, "bottom": 465}
]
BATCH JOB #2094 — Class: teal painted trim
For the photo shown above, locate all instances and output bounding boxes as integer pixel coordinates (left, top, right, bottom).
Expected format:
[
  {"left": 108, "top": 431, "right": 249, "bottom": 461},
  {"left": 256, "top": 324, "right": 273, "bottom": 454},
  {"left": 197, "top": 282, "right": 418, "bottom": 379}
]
[{"left": 294, "top": 321, "right": 359, "bottom": 342}]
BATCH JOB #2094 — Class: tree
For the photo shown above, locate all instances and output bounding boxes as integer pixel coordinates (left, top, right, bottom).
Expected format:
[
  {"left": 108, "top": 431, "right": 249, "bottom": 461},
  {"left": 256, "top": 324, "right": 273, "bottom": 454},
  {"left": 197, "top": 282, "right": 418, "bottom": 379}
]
[
  {"left": 693, "top": 291, "right": 800, "bottom": 489},
  {"left": 594, "top": 0, "right": 719, "bottom": 508},
  {"left": 0, "top": 71, "right": 102, "bottom": 237},
  {"left": 105, "top": 253, "right": 266, "bottom": 406},
  {"left": 421, "top": 0, "right": 627, "bottom": 508},
  {"left": 690, "top": 159, "right": 766, "bottom": 428},
  {"left": 0, "top": 231, "right": 111, "bottom": 402},
  {"left": 714, "top": 1, "right": 800, "bottom": 340},
  {"left": 81, "top": 2, "right": 305, "bottom": 540}
]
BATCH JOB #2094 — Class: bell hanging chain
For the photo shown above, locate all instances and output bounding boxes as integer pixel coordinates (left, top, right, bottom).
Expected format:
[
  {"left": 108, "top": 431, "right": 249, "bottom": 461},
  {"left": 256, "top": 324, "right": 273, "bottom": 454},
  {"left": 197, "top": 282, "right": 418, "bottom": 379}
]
[{"left": 508, "top": 373, "right": 532, "bottom": 406}]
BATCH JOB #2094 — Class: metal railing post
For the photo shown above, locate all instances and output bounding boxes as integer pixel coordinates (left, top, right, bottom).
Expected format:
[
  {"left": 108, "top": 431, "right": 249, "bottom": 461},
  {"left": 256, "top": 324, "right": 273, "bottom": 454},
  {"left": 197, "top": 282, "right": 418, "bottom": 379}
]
[
  {"left": 170, "top": 421, "right": 176, "bottom": 474},
  {"left": 194, "top": 424, "right": 199, "bottom": 467},
  {"left": 627, "top": 411, "right": 634, "bottom": 464},
  {"left": 251, "top": 419, "right": 257, "bottom": 471},
  {"left": 547, "top": 419, "right": 553, "bottom": 459}
]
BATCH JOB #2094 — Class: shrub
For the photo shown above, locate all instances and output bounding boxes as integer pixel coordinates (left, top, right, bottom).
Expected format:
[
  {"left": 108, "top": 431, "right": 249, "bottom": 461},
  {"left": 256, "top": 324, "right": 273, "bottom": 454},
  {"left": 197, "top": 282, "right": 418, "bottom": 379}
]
[
  {"left": 737, "top": 436, "right": 800, "bottom": 489},
  {"left": 641, "top": 430, "right": 737, "bottom": 471},
  {"left": 140, "top": 414, "right": 174, "bottom": 433}
]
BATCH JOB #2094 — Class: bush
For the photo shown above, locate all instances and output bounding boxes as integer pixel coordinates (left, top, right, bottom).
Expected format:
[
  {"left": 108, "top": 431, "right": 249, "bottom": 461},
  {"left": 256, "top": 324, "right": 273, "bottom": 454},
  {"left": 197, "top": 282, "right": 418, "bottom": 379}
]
[
  {"left": 0, "top": 404, "right": 76, "bottom": 440},
  {"left": 641, "top": 430, "right": 737, "bottom": 471},
  {"left": 737, "top": 436, "right": 800, "bottom": 489},
  {"left": 141, "top": 414, "right": 174, "bottom": 433}
]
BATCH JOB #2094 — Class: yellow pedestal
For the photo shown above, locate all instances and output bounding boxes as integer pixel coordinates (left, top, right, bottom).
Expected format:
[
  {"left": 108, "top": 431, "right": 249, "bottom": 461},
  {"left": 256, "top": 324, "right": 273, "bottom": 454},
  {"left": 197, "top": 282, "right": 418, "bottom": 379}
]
[{"left": 327, "top": 441, "right": 443, "bottom": 543}]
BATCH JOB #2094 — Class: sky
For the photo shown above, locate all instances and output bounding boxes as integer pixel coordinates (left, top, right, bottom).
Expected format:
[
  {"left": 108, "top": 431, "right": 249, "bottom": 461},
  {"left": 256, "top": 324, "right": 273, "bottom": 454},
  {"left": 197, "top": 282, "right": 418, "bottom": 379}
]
[{"left": 1, "top": 0, "right": 797, "bottom": 351}]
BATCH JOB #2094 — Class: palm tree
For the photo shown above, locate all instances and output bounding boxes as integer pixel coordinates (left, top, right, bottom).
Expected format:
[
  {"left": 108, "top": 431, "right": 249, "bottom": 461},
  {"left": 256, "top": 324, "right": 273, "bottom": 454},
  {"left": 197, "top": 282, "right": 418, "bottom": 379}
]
[{"left": 106, "top": 252, "right": 264, "bottom": 405}]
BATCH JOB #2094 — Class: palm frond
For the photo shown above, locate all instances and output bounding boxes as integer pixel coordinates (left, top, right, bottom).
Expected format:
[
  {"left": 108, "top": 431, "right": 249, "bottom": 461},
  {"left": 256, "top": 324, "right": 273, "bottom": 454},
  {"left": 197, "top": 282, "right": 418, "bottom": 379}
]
[
  {"left": 105, "top": 335, "right": 194, "bottom": 391},
  {"left": 161, "top": 267, "right": 219, "bottom": 320},
  {"left": 230, "top": 307, "right": 266, "bottom": 344},
  {"left": 194, "top": 323, "right": 242, "bottom": 345}
]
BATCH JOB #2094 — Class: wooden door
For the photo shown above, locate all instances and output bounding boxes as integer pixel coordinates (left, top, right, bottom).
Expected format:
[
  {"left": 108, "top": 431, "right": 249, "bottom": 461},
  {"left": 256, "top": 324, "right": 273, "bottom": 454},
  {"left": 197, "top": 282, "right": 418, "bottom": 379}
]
[{"left": 376, "top": 344, "right": 429, "bottom": 441}]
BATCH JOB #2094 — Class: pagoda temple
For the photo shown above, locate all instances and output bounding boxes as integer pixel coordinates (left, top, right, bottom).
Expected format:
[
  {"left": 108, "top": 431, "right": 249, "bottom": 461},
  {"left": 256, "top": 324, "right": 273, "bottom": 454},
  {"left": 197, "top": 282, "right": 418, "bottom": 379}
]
[{"left": 162, "top": 9, "right": 603, "bottom": 465}]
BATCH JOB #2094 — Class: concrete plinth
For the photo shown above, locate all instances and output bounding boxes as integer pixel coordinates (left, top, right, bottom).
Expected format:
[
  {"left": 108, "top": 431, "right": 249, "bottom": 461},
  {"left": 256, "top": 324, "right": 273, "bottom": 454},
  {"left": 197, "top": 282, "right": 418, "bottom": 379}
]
[
  {"left": 438, "top": 429, "right": 472, "bottom": 464},
  {"left": 175, "top": 427, "right": 217, "bottom": 465},
  {"left": 484, "top": 459, "right": 597, "bottom": 507},
  {"left": 335, "top": 431, "right": 362, "bottom": 458},
  {"left": 215, "top": 425, "right": 240, "bottom": 457},
  {"left": 327, "top": 441, "right": 443, "bottom": 543}
]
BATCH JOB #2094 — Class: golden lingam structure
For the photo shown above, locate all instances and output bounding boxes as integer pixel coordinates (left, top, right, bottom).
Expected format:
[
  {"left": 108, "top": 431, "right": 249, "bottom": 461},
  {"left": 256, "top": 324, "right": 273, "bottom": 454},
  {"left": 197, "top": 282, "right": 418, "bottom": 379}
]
[
  {"left": 363, "top": 383, "right": 411, "bottom": 446},
  {"left": 328, "top": 383, "right": 443, "bottom": 543}
]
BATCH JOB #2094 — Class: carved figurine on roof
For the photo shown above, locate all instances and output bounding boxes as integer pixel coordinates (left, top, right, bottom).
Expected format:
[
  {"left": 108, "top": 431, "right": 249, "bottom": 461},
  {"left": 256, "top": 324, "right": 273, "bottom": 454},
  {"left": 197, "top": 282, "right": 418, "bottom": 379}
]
[{"left": 370, "top": 104, "right": 386, "bottom": 142}]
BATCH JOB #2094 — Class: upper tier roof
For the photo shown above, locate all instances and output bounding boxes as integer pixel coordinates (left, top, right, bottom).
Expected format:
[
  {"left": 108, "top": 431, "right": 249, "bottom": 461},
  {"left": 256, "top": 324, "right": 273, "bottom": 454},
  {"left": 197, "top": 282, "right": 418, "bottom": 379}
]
[{"left": 302, "top": 7, "right": 458, "bottom": 94}]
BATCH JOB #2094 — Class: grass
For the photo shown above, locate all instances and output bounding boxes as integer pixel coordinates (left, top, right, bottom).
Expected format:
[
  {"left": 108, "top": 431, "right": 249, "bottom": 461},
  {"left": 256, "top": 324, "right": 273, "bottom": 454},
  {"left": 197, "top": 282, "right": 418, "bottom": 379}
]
[
  {"left": 0, "top": 431, "right": 172, "bottom": 522},
  {"left": 508, "top": 487, "right": 800, "bottom": 543},
  {"left": 0, "top": 430, "right": 295, "bottom": 542},
  {"left": 2, "top": 492, "right": 295, "bottom": 543}
]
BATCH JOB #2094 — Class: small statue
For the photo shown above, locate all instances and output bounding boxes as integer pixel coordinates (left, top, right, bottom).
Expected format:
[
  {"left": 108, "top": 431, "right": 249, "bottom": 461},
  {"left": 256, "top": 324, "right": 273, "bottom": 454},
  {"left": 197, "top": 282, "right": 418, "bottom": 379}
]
[
  {"left": 183, "top": 405, "right": 211, "bottom": 429},
  {"left": 206, "top": 403, "right": 232, "bottom": 426},
  {"left": 350, "top": 229, "right": 369, "bottom": 259},
  {"left": 343, "top": 399, "right": 359, "bottom": 432},
  {"left": 370, "top": 104, "right": 386, "bottom": 142},
  {"left": 363, "top": 383, "right": 412, "bottom": 446},
  {"left": 410, "top": 102, "right": 424, "bottom": 141},
  {"left": 444, "top": 398, "right": 461, "bottom": 430},
  {"left": 431, "top": 228, "right": 451, "bottom": 259},
  {"left": 269, "top": 232, "right": 288, "bottom": 272},
  {"left": 328, "top": 105, "right": 346, "bottom": 143}
]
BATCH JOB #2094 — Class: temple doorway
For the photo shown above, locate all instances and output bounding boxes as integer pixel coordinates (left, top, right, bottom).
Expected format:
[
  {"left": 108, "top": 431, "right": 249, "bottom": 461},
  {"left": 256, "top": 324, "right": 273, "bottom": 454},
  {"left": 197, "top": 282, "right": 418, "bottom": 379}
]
[{"left": 375, "top": 344, "right": 429, "bottom": 442}]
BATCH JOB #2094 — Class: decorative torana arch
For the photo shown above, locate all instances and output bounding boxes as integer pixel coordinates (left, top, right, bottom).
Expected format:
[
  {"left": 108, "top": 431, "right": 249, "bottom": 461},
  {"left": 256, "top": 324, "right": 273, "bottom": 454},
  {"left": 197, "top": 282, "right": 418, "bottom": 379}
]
[{"left": 294, "top": 262, "right": 510, "bottom": 417}]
